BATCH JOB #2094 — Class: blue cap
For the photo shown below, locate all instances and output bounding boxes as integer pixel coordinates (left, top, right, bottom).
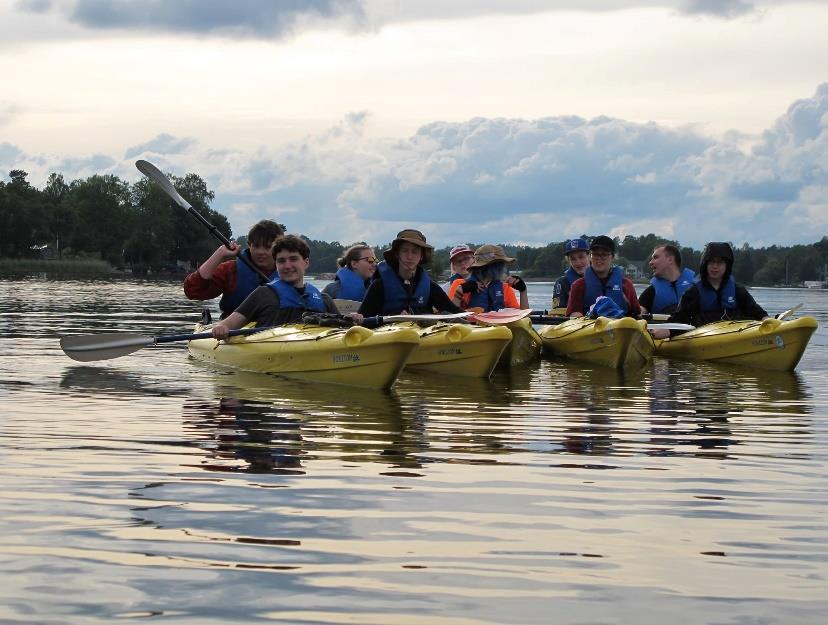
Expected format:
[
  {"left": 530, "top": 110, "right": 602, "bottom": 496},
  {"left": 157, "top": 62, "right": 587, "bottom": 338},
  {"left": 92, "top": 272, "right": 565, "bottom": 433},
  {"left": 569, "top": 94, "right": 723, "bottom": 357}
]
[{"left": 564, "top": 238, "right": 590, "bottom": 255}]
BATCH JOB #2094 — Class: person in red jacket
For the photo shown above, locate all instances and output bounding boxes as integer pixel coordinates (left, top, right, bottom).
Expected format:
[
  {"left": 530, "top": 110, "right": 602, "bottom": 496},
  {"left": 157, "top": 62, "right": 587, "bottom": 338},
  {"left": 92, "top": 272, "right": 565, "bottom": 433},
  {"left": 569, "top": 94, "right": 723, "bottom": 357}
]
[
  {"left": 565, "top": 235, "right": 641, "bottom": 318},
  {"left": 183, "top": 219, "right": 284, "bottom": 318}
]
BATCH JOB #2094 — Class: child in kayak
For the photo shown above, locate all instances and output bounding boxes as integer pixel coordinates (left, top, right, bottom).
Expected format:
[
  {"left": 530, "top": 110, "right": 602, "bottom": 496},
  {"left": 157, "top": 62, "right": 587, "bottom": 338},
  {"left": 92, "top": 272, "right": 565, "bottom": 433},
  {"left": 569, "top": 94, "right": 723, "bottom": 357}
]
[
  {"left": 448, "top": 244, "right": 529, "bottom": 312},
  {"left": 652, "top": 242, "right": 768, "bottom": 336},
  {"left": 359, "top": 229, "right": 463, "bottom": 317},
  {"left": 322, "top": 244, "right": 377, "bottom": 301},
  {"left": 552, "top": 238, "right": 590, "bottom": 312},
  {"left": 211, "top": 235, "right": 354, "bottom": 340},
  {"left": 566, "top": 235, "right": 641, "bottom": 318},
  {"left": 184, "top": 219, "right": 284, "bottom": 318}
]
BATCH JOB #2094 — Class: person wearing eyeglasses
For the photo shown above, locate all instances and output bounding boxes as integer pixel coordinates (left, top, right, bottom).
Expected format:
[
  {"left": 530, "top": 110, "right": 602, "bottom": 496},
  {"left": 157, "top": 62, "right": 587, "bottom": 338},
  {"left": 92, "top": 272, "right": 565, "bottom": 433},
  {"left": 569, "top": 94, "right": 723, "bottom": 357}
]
[
  {"left": 322, "top": 244, "right": 377, "bottom": 301},
  {"left": 565, "top": 235, "right": 641, "bottom": 318},
  {"left": 359, "top": 229, "right": 463, "bottom": 317}
]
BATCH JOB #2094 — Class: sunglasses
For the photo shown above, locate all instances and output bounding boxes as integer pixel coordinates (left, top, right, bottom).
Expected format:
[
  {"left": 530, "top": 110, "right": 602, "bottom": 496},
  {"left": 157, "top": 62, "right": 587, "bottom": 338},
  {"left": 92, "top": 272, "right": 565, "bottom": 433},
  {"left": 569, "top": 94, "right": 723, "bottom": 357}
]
[{"left": 359, "top": 256, "right": 377, "bottom": 264}]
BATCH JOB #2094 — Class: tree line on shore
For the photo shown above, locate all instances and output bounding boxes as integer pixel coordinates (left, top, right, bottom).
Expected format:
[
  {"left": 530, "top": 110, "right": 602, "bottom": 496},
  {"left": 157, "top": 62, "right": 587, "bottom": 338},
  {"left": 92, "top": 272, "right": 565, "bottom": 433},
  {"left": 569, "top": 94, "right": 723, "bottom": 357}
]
[{"left": 2, "top": 169, "right": 827, "bottom": 285}]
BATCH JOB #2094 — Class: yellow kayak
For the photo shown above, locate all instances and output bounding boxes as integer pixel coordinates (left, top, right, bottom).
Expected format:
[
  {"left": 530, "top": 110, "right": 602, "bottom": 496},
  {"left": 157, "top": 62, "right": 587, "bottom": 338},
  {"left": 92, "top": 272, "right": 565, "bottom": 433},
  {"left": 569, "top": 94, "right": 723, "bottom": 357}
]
[
  {"left": 392, "top": 321, "right": 513, "bottom": 378},
  {"left": 539, "top": 316, "right": 655, "bottom": 369},
  {"left": 188, "top": 322, "right": 420, "bottom": 389},
  {"left": 654, "top": 316, "right": 818, "bottom": 371},
  {"left": 472, "top": 316, "right": 542, "bottom": 368}
]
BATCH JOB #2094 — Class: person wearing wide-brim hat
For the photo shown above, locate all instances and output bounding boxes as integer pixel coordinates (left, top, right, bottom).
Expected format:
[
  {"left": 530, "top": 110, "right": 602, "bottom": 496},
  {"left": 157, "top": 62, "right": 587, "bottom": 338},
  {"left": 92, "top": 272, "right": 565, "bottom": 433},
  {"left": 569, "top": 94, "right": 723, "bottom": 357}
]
[
  {"left": 565, "top": 235, "right": 641, "bottom": 318},
  {"left": 358, "top": 229, "right": 463, "bottom": 317},
  {"left": 551, "top": 237, "right": 590, "bottom": 313},
  {"left": 448, "top": 244, "right": 529, "bottom": 312}
]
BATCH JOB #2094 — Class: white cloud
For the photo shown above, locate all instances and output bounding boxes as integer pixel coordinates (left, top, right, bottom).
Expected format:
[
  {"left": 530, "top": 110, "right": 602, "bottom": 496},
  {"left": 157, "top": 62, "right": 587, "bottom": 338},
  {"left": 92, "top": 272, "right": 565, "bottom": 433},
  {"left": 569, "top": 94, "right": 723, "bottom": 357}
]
[{"left": 5, "top": 84, "right": 828, "bottom": 250}]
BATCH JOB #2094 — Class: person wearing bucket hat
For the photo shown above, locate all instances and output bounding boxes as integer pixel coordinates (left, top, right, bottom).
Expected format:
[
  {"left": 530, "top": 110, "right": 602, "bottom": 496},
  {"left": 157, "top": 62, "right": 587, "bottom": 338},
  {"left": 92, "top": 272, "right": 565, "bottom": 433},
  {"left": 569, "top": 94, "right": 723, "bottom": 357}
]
[
  {"left": 442, "top": 244, "right": 475, "bottom": 292},
  {"left": 359, "top": 229, "right": 463, "bottom": 317},
  {"left": 448, "top": 244, "right": 529, "bottom": 311},
  {"left": 659, "top": 241, "right": 768, "bottom": 332},
  {"left": 565, "top": 235, "right": 641, "bottom": 318},
  {"left": 551, "top": 237, "right": 590, "bottom": 312}
]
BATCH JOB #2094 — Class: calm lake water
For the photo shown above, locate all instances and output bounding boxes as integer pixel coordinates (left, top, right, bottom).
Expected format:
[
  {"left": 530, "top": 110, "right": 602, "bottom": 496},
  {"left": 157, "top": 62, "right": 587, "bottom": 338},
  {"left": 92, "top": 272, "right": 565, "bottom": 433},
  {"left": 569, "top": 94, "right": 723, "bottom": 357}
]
[{"left": 1, "top": 276, "right": 827, "bottom": 625}]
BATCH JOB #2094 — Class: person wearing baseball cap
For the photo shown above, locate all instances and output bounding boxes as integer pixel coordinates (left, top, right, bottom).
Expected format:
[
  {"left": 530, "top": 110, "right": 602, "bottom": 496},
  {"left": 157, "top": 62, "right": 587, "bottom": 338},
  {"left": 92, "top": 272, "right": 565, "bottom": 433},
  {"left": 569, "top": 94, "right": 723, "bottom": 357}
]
[
  {"left": 443, "top": 244, "right": 475, "bottom": 292},
  {"left": 448, "top": 244, "right": 529, "bottom": 311},
  {"left": 551, "top": 237, "right": 590, "bottom": 312},
  {"left": 565, "top": 235, "right": 641, "bottom": 318},
  {"left": 359, "top": 229, "right": 464, "bottom": 317}
]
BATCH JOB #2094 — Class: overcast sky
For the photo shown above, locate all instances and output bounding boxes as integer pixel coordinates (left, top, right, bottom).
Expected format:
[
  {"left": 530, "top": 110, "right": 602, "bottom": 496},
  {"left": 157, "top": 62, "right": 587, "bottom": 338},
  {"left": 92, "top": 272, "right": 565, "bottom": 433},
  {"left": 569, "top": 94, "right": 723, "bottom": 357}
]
[{"left": 2, "top": 0, "right": 827, "bottom": 249}]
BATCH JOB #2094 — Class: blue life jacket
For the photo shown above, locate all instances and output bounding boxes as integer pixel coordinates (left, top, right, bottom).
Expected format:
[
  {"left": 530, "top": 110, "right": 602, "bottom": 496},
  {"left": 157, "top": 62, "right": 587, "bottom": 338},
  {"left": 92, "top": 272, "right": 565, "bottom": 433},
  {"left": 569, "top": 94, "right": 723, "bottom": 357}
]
[
  {"left": 377, "top": 261, "right": 432, "bottom": 315},
  {"left": 553, "top": 267, "right": 581, "bottom": 308},
  {"left": 583, "top": 266, "right": 628, "bottom": 314},
  {"left": 334, "top": 267, "right": 368, "bottom": 301},
  {"left": 650, "top": 267, "right": 696, "bottom": 314},
  {"left": 465, "top": 276, "right": 506, "bottom": 312},
  {"left": 219, "top": 250, "right": 278, "bottom": 315},
  {"left": 695, "top": 275, "right": 736, "bottom": 314},
  {"left": 265, "top": 278, "right": 326, "bottom": 314}
]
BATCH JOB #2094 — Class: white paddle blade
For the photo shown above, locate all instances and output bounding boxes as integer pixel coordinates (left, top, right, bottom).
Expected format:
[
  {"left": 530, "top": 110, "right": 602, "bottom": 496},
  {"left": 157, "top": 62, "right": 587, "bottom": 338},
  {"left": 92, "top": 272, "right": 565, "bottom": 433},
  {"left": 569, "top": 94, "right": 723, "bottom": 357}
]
[
  {"left": 381, "top": 312, "right": 472, "bottom": 322},
  {"left": 777, "top": 303, "right": 803, "bottom": 321},
  {"left": 60, "top": 333, "right": 154, "bottom": 362},
  {"left": 135, "top": 160, "right": 192, "bottom": 210},
  {"left": 649, "top": 323, "right": 696, "bottom": 331}
]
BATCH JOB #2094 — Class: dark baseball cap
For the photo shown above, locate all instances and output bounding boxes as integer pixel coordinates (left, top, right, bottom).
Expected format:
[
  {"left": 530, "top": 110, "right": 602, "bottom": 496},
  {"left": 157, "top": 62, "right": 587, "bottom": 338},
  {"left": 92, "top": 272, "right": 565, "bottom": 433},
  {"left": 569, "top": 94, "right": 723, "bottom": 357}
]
[
  {"left": 590, "top": 235, "right": 616, "bottom": 254},
  {"left": 564, "top": 238, "right": 590, "bottom": 255}
]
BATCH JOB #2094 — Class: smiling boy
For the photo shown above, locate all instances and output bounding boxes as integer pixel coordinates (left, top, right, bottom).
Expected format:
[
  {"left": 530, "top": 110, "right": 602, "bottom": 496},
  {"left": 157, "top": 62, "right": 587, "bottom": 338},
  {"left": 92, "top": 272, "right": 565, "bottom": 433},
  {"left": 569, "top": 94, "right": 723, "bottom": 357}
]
[{"left": 210, "top": 235, "right": 343, "bottom": 340}]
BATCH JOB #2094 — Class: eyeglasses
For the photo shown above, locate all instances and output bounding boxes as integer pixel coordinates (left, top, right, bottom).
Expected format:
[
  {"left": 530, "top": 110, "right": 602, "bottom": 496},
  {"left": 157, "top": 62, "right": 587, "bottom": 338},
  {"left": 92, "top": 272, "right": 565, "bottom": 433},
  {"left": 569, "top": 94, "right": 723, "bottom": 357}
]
[
  {"left": 359, "top": 256, "right": 377, "bottom": 264},
  {"left": 590, "top": 252, "right": 611, "bottom": 259}
]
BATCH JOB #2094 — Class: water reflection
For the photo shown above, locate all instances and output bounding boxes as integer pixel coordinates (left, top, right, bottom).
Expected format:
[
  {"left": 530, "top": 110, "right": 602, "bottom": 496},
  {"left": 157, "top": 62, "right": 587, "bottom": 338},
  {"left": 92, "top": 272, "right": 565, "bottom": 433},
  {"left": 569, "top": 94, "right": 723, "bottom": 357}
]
[{"left": 60, "top": 365, "right": 189, "bottom": 398}]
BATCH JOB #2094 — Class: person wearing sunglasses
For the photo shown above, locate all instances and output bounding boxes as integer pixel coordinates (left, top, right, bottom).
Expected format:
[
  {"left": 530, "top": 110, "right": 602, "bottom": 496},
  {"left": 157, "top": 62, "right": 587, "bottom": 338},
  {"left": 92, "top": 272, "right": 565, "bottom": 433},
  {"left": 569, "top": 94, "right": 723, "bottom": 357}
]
[
  {"left": 565, "top": 235, "right": 641, "bottom": 318},
  {"left": 322, "top": 244, "right": 377, "bottom": 301}
]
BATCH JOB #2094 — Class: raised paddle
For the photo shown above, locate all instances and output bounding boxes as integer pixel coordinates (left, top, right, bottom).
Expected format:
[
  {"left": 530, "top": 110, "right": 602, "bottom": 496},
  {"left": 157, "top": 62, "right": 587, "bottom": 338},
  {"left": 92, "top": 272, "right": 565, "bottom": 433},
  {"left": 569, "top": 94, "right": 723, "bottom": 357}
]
[
  {"left": 61, "top": 327, "right": 275, "bottom": 362},
  {"left": 777, "top": 303, "right": 803, "bottom": 321},
  {"left": 135, "top": 159, "right": 270, "bottom": 283}
]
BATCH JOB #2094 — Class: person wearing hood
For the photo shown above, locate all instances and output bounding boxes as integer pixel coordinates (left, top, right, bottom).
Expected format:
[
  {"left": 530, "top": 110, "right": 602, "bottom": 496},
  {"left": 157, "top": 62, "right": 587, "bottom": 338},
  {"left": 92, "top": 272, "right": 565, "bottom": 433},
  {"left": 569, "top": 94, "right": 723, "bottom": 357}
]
[
  {"left": 448, "top": 244, "right": 529, "bottom": 312},
  {"left": 639, "top": 244, "right": 696, "bottom": 315},
  {"left": 322, "top": 244, "right": 377, "bottom": 301},
  {"left": 652, "top": 242, "right": 768, "bottom": 336},
  {"left": 358, "top": 229, "right": 463, "bottom": 317},
  {"left": 552, "top": 237, "right": 590, "bottom": 312},
  {"left": 565, "top": 235, "right": 641, "bottom": 318}
]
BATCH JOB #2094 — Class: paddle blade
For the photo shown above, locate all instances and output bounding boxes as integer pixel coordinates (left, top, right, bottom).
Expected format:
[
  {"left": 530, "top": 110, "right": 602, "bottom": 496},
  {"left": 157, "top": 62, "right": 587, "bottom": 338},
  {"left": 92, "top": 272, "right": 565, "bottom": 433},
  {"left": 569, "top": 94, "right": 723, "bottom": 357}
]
[
  {"left": 60, "top": 333, "right": 154, "bottom": 362},
  {"left": 136, "top": 160, "right": 192, "bottom": 210},
  {"left": 469, "top": 308, "right": 533, "bottom": 325},
  {"left": 777, "top": 303, "right": 803, "bottom": 321}
]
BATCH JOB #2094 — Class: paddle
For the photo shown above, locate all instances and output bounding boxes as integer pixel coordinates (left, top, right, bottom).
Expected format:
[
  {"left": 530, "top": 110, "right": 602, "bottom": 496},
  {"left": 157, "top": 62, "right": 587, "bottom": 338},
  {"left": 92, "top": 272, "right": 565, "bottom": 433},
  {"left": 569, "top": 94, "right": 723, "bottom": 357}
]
[
  {"left": 61, "top": 327, "right": 274, "bottom": 362},
  {"left": 135, "top": 159, "right": 270, "bottom": 283},
  {"left": 777, "top": 303, "right": 802, "bottom": 320},
  {"left": 490, "top": 312, "right": 695, "bottom": 331},
  {"left": 361, "top": 312, "right": 472, "bottom": 328}
]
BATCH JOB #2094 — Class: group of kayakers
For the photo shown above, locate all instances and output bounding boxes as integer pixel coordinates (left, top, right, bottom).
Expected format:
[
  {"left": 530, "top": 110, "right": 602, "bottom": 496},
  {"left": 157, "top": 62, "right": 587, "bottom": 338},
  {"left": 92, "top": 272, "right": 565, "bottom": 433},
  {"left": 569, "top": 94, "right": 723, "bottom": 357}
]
[{"left": 182, "top": 219, "right": 770, "bottom": 339}]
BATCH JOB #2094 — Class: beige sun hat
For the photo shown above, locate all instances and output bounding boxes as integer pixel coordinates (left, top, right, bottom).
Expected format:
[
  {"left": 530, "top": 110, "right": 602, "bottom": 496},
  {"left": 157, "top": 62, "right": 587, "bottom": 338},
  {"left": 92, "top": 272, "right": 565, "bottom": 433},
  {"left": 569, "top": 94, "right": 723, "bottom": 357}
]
[
  {"left": 383, "top": 229, "right": 434, "bottom": 265},
  {"left": 469, "top": 244, "right": 515, "bottom": 268}
]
